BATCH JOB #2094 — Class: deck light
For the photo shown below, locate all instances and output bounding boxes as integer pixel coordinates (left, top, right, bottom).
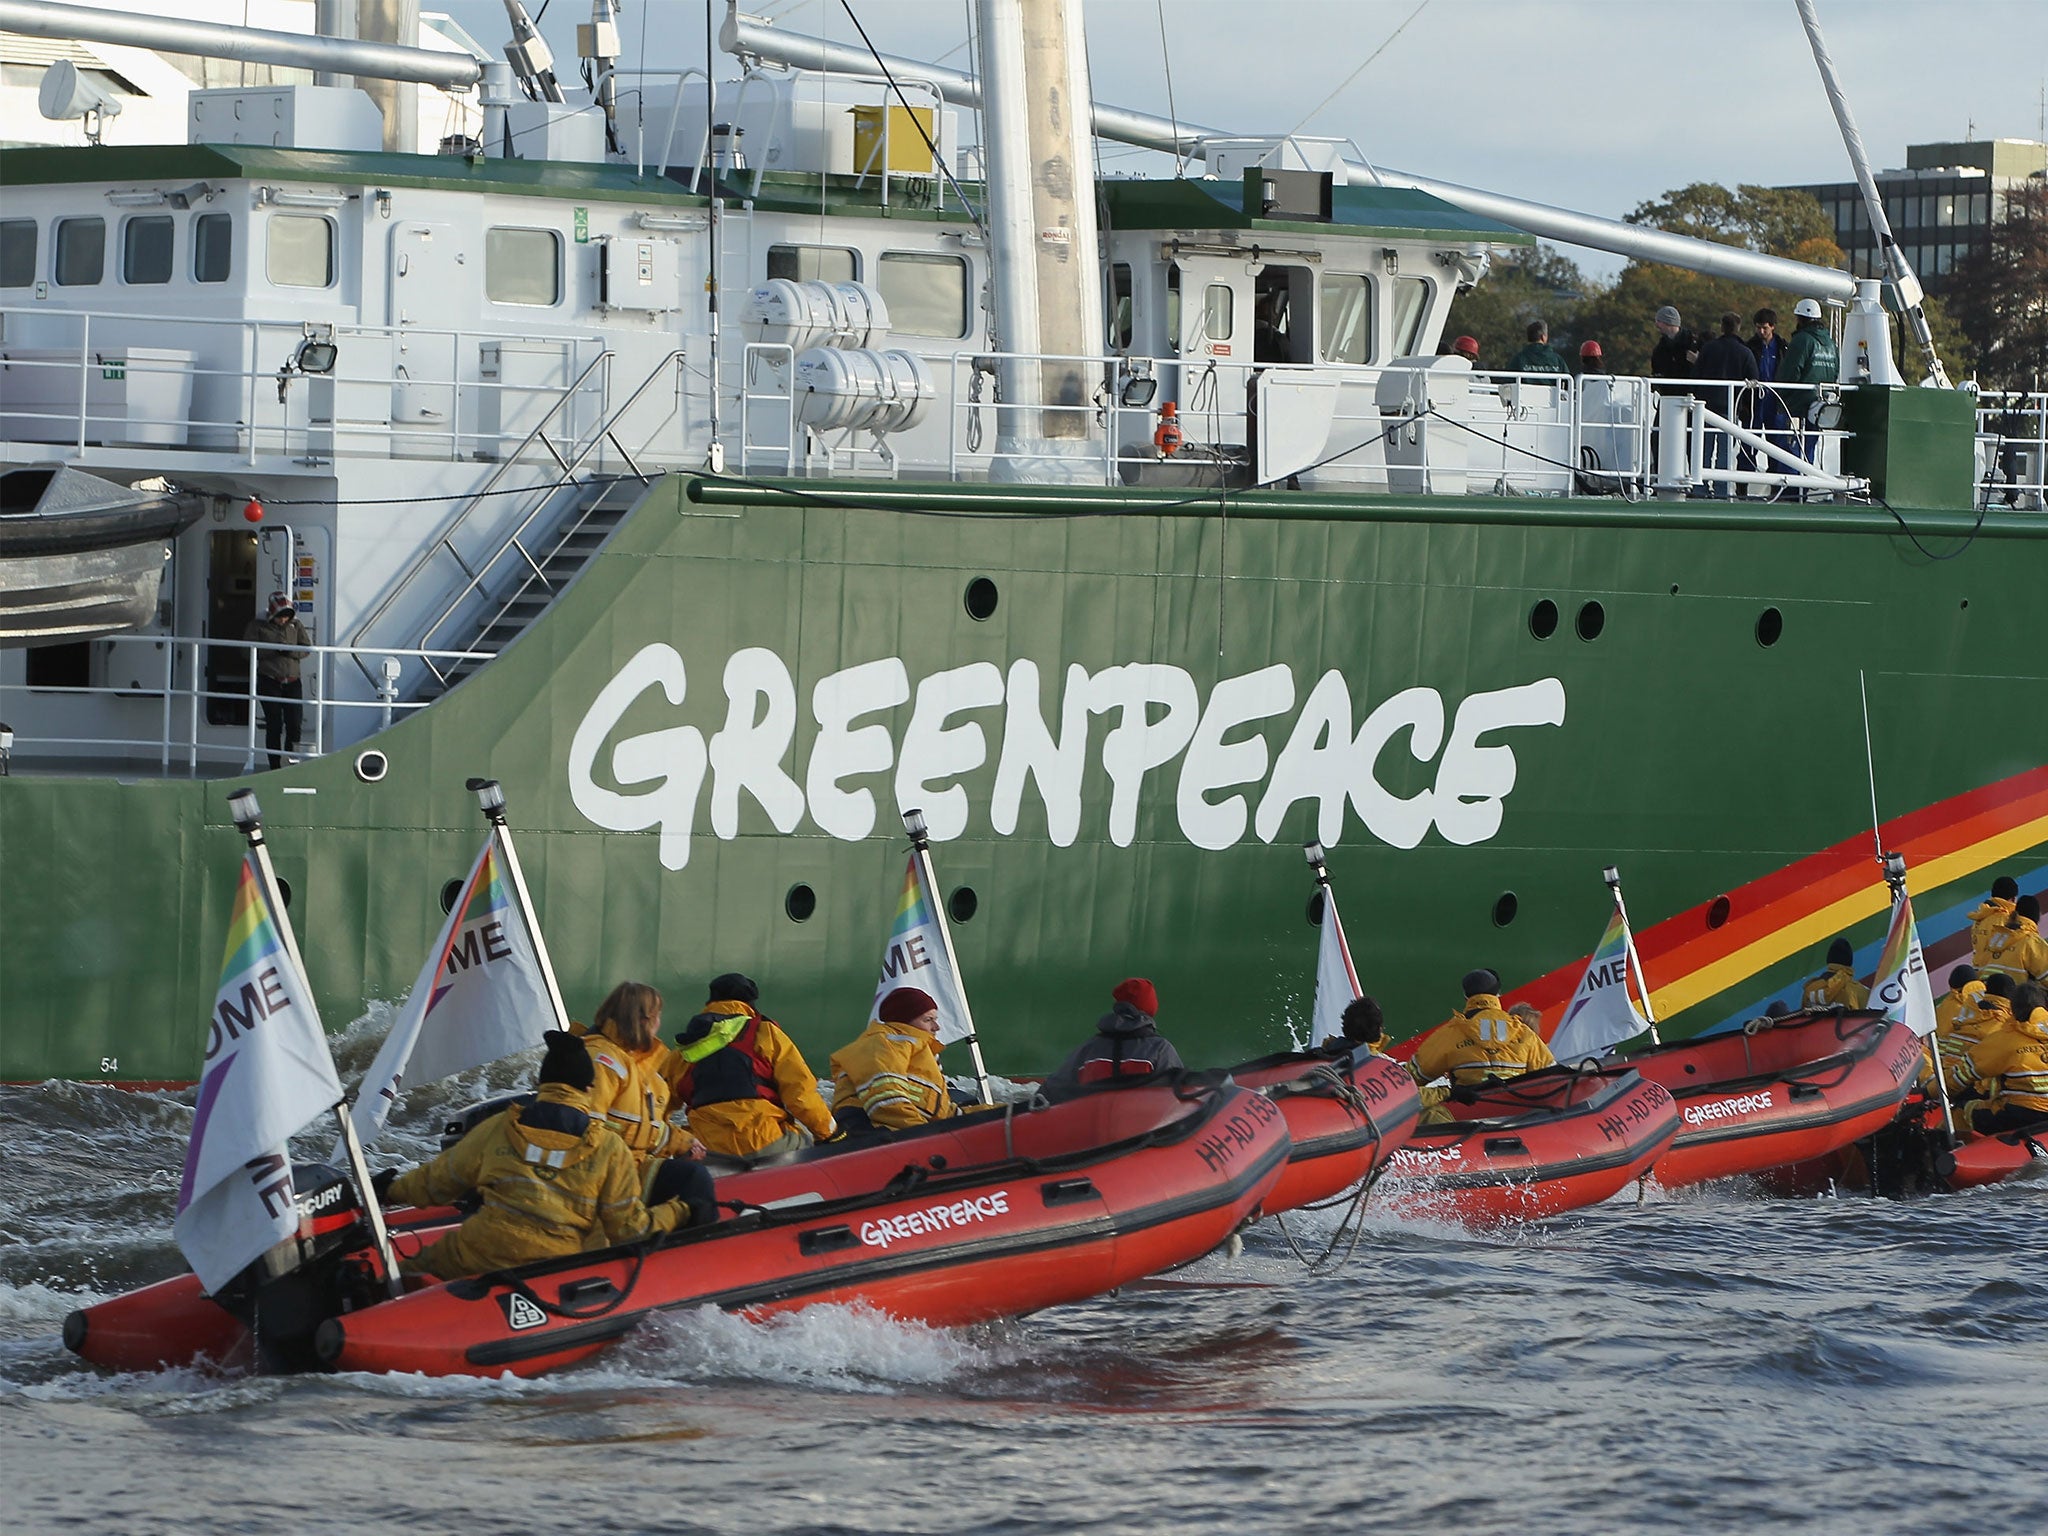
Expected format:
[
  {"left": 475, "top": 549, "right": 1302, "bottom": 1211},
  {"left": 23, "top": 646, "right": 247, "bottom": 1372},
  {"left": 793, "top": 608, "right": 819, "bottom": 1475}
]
[
  {"left": 468, "top": 778, "right": 508, "bottom": 822},
  {"left": 1603, "top": 864, "right": 1621, "bottom": 888},
  {"left": 228, "top": 789, "right": 262, "bottom": 834},
  {"left": 293, "top": 335, "right": 338, "bottom": 376},
  {"left": 1303, "top": 841, "right": 1326, "bottom": 868},
  {"left": 902, "top": 806, "right": 929, "bottom": 847}
]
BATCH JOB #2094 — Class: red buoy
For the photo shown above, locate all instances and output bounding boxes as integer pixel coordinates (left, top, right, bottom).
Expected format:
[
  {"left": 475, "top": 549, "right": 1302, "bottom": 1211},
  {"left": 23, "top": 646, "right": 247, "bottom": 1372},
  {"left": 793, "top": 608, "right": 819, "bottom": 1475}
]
[{"left": 242, "top": 498, "right": 264, "bottom": 523}]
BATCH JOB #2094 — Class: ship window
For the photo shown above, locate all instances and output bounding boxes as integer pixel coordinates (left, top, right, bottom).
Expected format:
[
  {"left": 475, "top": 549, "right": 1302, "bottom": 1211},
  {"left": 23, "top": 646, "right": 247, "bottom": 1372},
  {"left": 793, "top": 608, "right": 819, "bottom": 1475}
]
[
  {"left": 0, "top": 220, "right": 34, "bottom": 286},
  {"left": 1203, "top": 283, "right": 1233, "bottom": 341},
  {"left": 1166, "top": 265, "right": 1182, "bottom": 353},
  {"left": 193, "top": 212, "right": 232, "bottom": 282},
  {"left": 122, "top": 215, "right": 174, "bottom": 284},
  {"left": 1390, "top": 276, "right": 1432, "bottom": 356},
  {"left": 485, "top": 227, "right": 561, "bottom": 305},
  {"left": 1318, "top": 273, "right": 1373, "bottom": 365},
  {"left": 54, "top": 217, "right": 105, "bottom": 285},
  {"left": 1107, "top": 262, "right": 1133, "bottom": 349},
  {"left": 766, "top": 244, "right": 858, "bottom": 283},
  {"left": 267, "top": 214, "right": 334, "bottom": 288},
  {"left": 877, "top": 251, "right": 967, "bottom": 337}
]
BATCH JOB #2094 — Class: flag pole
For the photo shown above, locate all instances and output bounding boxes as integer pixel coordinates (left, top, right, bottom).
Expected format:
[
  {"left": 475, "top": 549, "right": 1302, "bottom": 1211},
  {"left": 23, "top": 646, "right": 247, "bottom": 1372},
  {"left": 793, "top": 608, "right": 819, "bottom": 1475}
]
[
  {"left": 468, "top": 777, "right": 570, "bottom": 1032},
  {"left": 902, "top": 807, "right": 993, "bottom": 1105},
  {"left": 1885, "top": 851, "right": 1957, "bottom": 1147},
  {"left": 226, "top": 789, "right": 402, "bottom": 1298},
  {"left": 1604, "top": 864, "right": 1661, "bottom": 1045},
  {"left": 1304, "top": 840, "right": 1361, "bottom": 993}
]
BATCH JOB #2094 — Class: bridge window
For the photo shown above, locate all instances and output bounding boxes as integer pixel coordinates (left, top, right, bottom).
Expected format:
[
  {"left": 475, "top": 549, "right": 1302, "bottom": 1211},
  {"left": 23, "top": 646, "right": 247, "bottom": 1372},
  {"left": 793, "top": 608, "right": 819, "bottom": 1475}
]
[
  {"left": 193, "top": 212, "right": 232, "bottom": 283},
  {"left": 1107, "top": 262, "right": 1132, "bottom": 349},
  {"left": 0, "top": 220, "right": 34, "bottom": 286},
  {"left": 485, "top": 226, "right": 561, "bottom": 305},
  {"left": 122, "top": 215, "right": 174, "bottom": 284},
  {"left": 1318, "top": 273, "right": 1373, "bottom": 364},
  {"left": 767, "top": 243, "right": 858, "bottom": 283},
  {"left": 267, "top": 214, "right": 334, "bottom": 288},
  {"left": 1390, "top": 276, "right": 1433, "bottom": 357},
  {"left": 878, "top": 251, "right": 967, "bottom": 338},
  {"left": 1204, "top": 283, "right": 1233, "bottom": 341},
  {"left": 55, "top": 217, "right": 105, "bottom": 286}
]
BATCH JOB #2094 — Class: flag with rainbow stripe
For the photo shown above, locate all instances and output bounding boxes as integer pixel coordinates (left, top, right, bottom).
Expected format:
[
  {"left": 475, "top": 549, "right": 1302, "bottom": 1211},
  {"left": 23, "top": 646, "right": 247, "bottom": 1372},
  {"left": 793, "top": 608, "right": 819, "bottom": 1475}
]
[
  {"left": 175, "top": 854, "right": 341, "bottom": 1293},
  {"left": 1551, "top": 905, "right": 1651, "bottom": 1061},
  {"left": 871, "top": 851, "right": 970, "bottom": 1043},
  {"left": 1870, "top": 888, "right": 1937, "bottom": 1038},
  {"left": 349, "top": 833, "right": 557, "bottom": 1144},
  {"left": 1310, "top": 883, "right": 1363, "bottom": 1046}
]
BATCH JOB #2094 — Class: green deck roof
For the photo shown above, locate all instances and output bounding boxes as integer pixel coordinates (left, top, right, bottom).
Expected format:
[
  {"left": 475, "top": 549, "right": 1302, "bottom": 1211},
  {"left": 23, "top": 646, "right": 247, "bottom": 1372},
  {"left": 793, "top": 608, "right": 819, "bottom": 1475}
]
[{"left": 1101, "top": 176, "right": 1531, "bottom": 243}]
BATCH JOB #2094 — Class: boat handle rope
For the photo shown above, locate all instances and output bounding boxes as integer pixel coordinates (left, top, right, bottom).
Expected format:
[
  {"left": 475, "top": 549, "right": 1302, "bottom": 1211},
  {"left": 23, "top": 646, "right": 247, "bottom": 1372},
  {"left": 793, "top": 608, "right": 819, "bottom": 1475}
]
[{"left": 497, "top": 1244, "right": 651, "bottom": 1324}]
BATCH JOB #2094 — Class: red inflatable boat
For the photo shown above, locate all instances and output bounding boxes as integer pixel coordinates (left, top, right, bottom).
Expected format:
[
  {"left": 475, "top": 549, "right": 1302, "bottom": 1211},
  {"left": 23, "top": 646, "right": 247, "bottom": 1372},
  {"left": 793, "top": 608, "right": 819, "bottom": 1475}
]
[
  {"left": 1229, "top": 1046, "right": 1421, "bottom": 1211},
  {"left": 69, "top": 1074, "right": 1288, "bottom": 1379},
  {"left": 1374, "top": 1066, "right": 1678, "bottom": 1224},
  {"left": 1598, "top": 1010, "right": 1923, "bottom": 1188},
  {"left": 1760, "top": 1094, "right": 2047, "bottom": 1197}
]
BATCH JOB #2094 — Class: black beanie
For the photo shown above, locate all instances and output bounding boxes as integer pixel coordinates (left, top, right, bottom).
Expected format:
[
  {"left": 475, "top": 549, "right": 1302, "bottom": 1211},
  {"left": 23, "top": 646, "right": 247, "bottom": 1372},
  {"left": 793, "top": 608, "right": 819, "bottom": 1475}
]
[
  {"left": 1983, "top": 973, "right": 2014, "bottom": 1000},
  {"left": 537, "top": 1029, "right": 596, "bottom": 1091},
  {"left": 1992, "top": 876, "right": 2019, "bottom": 901},
  {"left": 1460, "top": 968, "right": 1500, "bottom": 998},
  {"left": 1949, "top": 965, "right": 1978, "bottom": 990},
  {"left": 2017, "top": 894, "right": 2040, "bottom": 923},
  {"left": 706, "top": 972, "right": 759, "bottom": 1005},
  {"left": 1826, "top": 937, "right": 1853, "bottom": 968},
  {"left": 1341, "top": 996, "right": 1385, "bottom": 1043},
  {"left": 1765, "top": 1000, "right": 1791, "bottom": 1019}
]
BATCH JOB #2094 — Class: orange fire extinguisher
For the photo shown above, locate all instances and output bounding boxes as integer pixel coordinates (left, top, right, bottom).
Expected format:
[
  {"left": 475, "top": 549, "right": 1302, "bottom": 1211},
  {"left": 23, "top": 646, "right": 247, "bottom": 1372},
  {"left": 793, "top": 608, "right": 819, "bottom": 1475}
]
[{"left": 1154, "top": 401, "right": 1184, "bottom": 457}]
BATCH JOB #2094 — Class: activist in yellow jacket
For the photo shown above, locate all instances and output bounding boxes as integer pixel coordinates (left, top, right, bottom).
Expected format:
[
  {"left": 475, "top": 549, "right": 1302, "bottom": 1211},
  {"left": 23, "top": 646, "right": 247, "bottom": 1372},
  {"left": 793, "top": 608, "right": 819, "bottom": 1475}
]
[
  {"left": 578, "top": 981, "right": 696, "bottom": 1163},
  {"left": 1966, "top": 883, "right": 2017, "bottom": 969},
  {"left": 386, "top": 1048, "right": 684, "bottom": 1280},
  {"left": 1979, "top": 899, "right": 2048, "bottom": 987},
  {"left": 1964, "top": 1009, "right": 2048, "bottom": 1130},
  {"left": 1800, "top": 939, "right": 1870, "bottom": 1011},
  {"left": 1926, "top": 974, "right": 1994, "bottom": 1092},
  {"left": 830, "top": 988, "right": 956, "bottom": 1132},
  {"left": 667, "top": 978, "right": 838, "bottom": 1158},
  {"left": 1409, "top": 972, "right": 1556, "bottom": 1088}
]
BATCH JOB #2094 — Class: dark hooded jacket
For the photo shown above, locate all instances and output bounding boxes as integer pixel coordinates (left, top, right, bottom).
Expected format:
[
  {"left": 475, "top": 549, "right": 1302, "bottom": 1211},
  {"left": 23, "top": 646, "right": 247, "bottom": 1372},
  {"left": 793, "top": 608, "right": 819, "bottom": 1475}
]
[{"left": 1040, "top": 1002, "right": 1184, "bottom": 1099}]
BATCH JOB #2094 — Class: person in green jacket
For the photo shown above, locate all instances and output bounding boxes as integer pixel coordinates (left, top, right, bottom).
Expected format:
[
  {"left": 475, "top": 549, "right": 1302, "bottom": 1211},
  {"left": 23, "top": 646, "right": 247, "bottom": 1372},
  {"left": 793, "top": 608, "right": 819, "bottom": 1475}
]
[
  {"left": 1507, "top": 320, "right": 1569, "bottom": 375},
  {"left": 1779, "top": 298, "right": 1839, "bottom": 473}
]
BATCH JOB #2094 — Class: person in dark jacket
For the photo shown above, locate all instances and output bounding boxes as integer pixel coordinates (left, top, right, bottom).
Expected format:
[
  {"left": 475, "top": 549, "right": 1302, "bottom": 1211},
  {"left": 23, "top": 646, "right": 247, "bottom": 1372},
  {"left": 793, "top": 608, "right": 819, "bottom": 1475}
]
[
  {"left": 1649, "top": 305, "right": 1698, "bottom": 396},
  {"left": 1696, "top": 312, "right": 1760, "bottom": 498},
  {"left": 242, "top": 591, "right": 311, "bottom": 769},
  {"left": 1744, "top": 308, "right": 1794, "bottom": 477},
  {"left": 1507, "top": 321, "right": 1568, "bottom": 375},
  {"left": 1041, "top": 978, "right": 1184, "bottom": 1098}
]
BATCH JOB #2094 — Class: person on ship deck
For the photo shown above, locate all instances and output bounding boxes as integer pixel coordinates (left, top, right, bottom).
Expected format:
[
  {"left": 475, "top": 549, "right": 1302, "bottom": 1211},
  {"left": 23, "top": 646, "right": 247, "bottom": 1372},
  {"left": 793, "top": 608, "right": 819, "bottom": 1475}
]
[
  {"left": 666, "top": 972, "right": 838, "bottom": 1160},
  {"left": 575, "top": 981, "right": 714, "bottom": 1211},
  {"left": 373, "top": 1032, "right": 702, "bottom": 1280},
  {"left": 1980, "top": 894, "right": 2048, "bottom": 988},
  {"left": 1041, "top": 978, "right": 1184, "bottom": 1098},
  {"left": 1507, "top": 320, "right": 1568, "bottom": 375},
  {"left": 1799, "top": 937, "right": 1870, "bottom": 1011},
  {"left": 830, "top": 987, "right": 976, "bottom": 1135},
  {"left": 1962, "top": 983, "right": 2048, "bottom": 1136},
  {"left": 1408, "top": 969, "right": 1556, "bottom": 1122}
]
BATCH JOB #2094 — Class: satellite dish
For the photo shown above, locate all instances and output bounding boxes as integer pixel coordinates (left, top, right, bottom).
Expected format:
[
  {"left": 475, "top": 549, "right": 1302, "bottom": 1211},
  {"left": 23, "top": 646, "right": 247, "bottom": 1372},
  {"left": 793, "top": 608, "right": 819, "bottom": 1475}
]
[{"left": 38, "top": 60, "right": 124, "bottom": 141}]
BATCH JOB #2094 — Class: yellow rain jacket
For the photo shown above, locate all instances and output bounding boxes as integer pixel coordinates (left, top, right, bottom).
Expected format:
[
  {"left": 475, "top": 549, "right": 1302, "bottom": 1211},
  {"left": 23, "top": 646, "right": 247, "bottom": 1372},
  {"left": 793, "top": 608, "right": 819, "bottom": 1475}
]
[
  {"left": 1408, "top": 994, "right": 1556, "bottom": 1087},
  {"left": 1925, "top": 981, "right": 1993, "bottom": 1092},
  {"left": 666, "top": 1000, "right": 838, "bottom": 1158},
  {"left": 1965, "top": 1011, "right": 2048, "bottom": 1117},
  {"left": 388, "top": 1084, "right": 684, "bottom": 1280},
  {"left": 1967, "top": 897, "right": 2016, "bottom": 969},
  {"left": 1979, "top": 915, "right": 2048, "bottom": 988},
  {"left": 1799, "top": 965, "right": 1870, "bottom": 1011},
  {"left": 578, "top": 1024, "right": 696, "bottom": 1162},
  {"left": 830, "top": 1020, "right": 955, "bottom": 1132}
]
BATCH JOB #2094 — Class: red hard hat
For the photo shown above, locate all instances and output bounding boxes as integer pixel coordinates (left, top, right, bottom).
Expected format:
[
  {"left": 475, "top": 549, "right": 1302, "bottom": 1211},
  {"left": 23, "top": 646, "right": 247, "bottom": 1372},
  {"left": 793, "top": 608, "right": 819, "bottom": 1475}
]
[
  {"left": 1451, "top": 335, "right": 1479, "bottom": 358},
  {"left": 1579, "top": 339, "right": 1603, "bottom": 357}
]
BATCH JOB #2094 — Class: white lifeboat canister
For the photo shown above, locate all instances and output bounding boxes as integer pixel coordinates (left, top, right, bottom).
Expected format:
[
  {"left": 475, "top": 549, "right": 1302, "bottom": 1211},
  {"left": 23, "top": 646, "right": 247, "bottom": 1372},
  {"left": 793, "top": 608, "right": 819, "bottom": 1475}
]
[
  {"left": 792, "top": 348, "right": 933, "bottom": 434},
  {"left": 742, "top": 280, "right": 893, "bottom": 355},
  {"left": 827, "top": 282, "right": 890, "bottom": 349}
]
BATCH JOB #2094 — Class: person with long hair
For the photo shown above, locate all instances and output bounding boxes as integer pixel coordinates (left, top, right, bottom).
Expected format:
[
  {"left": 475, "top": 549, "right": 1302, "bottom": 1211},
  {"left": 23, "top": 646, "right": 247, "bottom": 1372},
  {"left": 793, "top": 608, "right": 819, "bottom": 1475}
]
[{"left": 580, "top": 981, "right": 715, "bottom": 1217}]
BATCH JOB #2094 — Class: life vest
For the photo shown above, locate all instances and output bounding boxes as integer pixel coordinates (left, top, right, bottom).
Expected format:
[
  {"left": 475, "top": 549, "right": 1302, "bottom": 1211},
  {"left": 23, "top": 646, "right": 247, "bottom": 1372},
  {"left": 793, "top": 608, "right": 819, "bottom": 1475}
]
[{"left": 672, "top": 1009, "right": 778, "bottom": 1110}]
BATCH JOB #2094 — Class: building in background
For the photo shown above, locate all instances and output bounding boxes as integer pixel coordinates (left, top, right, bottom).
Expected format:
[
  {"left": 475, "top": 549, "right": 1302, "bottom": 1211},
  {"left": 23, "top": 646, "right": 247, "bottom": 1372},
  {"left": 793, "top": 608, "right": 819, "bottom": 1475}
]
[{"left": 1778, "top": 138, "right": 2048, "bottom": 291}]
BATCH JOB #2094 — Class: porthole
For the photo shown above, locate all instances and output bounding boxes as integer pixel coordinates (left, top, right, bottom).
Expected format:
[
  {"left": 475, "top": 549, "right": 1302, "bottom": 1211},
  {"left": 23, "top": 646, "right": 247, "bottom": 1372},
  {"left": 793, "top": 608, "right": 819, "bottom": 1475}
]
[
  {"left": 1755, "top": 607, "right": 1784, "bottom": 648},
  {"left": 1306, "top": 890, "right": 1327, "bottom": 927},
  {"left": 784, "top": 883, "right": 817, "bottom": 923},
  {"left": 1669, "top": 584, "right": 1680, "bottom": 596},
  {"left": 964, "top": 577, "right": 999, "bottom": 621},
  {"left": 354, "top": 749, "right": 389, "bottom": 783},
  {"left": 1492, "top": 891, "right": 1518, "bottom": 927},
  {"left": 948, "top": 886, "right": 979, "bottom": 923},
  {"left": 1528, "top": 599, "right": 1559, "bottom": 640},
  {"left": 440, "top": 878, "right": 463, "bottom": 914},
  {"left": 1960, "top": 598, "right": 1969, "bottom": 610},
  {"left": 275, "top": 876, "right": 293, "bottom": 909},
  {"left": 1576, "top": 601, "right": 1606, "bottom": 641},
  {"left": 1707, "top": 894, "right": 1731, "bottom": 930}
]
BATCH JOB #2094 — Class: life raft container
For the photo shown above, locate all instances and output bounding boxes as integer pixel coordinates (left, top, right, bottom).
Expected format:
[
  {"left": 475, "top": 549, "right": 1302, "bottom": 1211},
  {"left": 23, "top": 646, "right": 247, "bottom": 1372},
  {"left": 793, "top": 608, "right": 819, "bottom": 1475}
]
[
  {"left": 1374, "top": 1065, "right": 1678, "bottom": 1224},
  {"left": 1228, "top": 1046, "right": 1422, "bottom": 1211},
  {"left": 1594, "top": 1009, "right": 1922, "bottom": 1188},
  {"left": 70, "top": 1075, "right": 1289, "bottom": 1380}
]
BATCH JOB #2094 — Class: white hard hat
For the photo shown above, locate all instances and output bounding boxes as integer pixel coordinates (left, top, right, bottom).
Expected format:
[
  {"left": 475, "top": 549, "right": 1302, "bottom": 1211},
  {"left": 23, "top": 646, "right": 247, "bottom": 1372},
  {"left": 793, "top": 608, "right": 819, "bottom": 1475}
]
[{"left": 1793, "top": 298, "right": 1823, "bottom": 319}]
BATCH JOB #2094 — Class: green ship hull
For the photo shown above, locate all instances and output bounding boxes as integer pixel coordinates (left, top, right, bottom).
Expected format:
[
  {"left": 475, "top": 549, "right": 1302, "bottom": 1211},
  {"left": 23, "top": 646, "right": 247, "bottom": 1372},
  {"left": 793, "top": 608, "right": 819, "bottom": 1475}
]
[{"left": 5, "top": 437, "right": 2045, "bottom": 1086}]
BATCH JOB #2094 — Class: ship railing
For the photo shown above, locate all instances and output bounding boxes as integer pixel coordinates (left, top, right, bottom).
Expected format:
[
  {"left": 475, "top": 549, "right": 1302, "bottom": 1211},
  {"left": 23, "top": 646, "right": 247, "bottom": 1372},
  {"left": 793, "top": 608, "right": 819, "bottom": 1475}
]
[
  {"left": 0, "top": 633, "right": 490, "bottom": 777},
  {"left": 0, "top": 304, "right": 621, "bottom": 468},
  {"left": 1974, "top": 390, "right": 2048, "bottom": 511}
]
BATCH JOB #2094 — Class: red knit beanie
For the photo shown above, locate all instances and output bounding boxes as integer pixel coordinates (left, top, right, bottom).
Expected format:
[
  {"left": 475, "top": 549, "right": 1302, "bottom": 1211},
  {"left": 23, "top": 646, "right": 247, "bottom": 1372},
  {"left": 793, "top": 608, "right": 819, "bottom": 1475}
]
[
  {"left": 878, "top": 986, "right": 938, "bottom": 1025},
  {"left": 1112, "top": 977, "right": 1159, "bottom": 1017}
]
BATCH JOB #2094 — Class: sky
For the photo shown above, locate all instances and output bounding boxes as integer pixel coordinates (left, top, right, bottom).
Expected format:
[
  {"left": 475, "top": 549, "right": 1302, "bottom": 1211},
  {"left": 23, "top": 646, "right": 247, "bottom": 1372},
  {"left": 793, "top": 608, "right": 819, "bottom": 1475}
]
[{"left": 442, "top": 0, "right": 2048, "bottom": 277}]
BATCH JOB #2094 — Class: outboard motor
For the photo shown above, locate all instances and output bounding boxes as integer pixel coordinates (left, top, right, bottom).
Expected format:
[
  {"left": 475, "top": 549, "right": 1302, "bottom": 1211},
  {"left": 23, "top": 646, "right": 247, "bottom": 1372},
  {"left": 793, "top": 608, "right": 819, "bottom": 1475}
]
[{"left": 211, "top": 1163, "right": 381, "bottom": 1372}]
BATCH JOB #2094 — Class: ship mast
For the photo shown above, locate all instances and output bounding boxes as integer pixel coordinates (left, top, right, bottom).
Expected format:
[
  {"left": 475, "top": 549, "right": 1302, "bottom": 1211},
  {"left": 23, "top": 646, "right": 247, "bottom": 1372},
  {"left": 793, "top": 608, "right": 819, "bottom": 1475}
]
[{"left": 975, "top": 0, "right": 1105, "bottom": 480}]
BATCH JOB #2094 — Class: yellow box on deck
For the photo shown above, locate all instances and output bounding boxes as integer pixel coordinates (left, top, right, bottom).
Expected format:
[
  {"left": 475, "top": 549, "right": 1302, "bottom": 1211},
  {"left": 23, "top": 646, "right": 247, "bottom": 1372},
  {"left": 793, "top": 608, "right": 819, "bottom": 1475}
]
[{"left": 849, "top": 105, "right": 934, "bottom": 174}]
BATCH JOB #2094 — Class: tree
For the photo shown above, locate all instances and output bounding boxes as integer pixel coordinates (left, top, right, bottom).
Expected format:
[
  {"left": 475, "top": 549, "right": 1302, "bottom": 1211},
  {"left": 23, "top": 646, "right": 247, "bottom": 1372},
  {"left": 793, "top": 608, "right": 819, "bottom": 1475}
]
[
  {"left": 1944, "top": 179, "right": 2048, "bottom": 391},
  {"left": 1442, "top": 244, "right": 1589, "bottom": 367}
]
